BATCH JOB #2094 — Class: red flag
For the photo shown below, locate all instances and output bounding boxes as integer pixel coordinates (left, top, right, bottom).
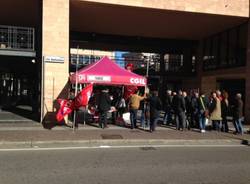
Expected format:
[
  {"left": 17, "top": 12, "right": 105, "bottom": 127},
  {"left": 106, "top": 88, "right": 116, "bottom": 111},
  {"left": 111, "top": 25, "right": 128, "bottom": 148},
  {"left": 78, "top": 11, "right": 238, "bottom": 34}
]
[
  {"left": 56, "top": 84, "right": 93, "bottom": 122},
  {"left": 124, "top": 85, "right": 138, "bottom": 101},
  {"left": 73, "top": 83, "right": 93, "bottom": 109},
  {"left": 56, "top": 99, "right": 73, "bottom": 122}
]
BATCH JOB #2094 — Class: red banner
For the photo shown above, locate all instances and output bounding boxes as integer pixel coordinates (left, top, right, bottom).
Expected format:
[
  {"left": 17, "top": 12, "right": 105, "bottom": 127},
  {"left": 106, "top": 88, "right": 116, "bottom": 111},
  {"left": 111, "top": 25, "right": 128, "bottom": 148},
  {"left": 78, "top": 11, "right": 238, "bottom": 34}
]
[
  {"left": 73, "top": 83, "right": 93, "bottom": 109},
  {"left": 56, "top": 84, "right": 93, "bottom": 122},
  {"left": 56, "top": 99, "right": 73, "bottom": 122}
]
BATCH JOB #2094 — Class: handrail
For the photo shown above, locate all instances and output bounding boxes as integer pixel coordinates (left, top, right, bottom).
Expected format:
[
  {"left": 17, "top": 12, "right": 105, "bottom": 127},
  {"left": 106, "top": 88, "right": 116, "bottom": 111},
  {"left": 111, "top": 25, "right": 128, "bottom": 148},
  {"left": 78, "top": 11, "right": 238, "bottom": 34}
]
[{"left": 0, "top": 25, "right": 35, "bottom": 51}]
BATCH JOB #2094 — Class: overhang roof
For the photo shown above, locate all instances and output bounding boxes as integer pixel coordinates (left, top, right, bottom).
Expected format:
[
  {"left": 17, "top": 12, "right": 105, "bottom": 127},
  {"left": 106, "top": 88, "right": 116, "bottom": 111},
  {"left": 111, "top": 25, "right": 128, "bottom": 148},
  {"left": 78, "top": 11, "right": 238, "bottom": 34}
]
[
  {"left": 70, "top": 1, "right": 248, "bottom": 40},
  {"left": 0, "top": 0, "right": 40, "bottom": 27}
]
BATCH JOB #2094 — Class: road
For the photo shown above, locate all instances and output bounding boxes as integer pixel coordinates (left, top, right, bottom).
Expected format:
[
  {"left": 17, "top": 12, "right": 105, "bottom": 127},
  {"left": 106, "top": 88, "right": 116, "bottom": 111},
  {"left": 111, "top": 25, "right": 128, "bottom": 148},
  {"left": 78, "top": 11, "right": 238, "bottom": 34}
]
[{"left": 0, "top": 146, "right": 250, "bottom": 184}]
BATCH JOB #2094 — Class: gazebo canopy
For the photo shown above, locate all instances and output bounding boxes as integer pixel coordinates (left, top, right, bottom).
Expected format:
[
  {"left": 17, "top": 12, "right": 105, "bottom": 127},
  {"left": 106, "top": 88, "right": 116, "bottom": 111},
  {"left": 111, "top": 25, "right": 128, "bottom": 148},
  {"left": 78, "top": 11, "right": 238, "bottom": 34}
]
[{"left": 70, "top": 56, "right": 147, "bottom": 86}]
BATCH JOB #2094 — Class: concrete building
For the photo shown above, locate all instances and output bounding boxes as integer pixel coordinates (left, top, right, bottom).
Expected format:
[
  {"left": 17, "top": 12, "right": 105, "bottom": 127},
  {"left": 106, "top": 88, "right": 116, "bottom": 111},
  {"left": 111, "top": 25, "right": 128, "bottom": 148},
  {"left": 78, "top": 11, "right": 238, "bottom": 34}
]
[{"left": 0, "top": 0, "right": 250, "bottom": 123}]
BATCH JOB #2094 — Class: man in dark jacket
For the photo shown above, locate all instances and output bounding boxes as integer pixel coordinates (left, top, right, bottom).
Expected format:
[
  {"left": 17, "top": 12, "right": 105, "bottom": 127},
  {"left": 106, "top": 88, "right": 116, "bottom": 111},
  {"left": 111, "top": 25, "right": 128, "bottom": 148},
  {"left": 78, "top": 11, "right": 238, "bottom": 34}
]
[
  {"left": 98, "top": 89, "right": 112, "bottom": 129},
  {"left": 148, "top": 90, "right": 162, "bottom": 132},
  {"left": 163, "top": 90, "right": 173, "bottom": 125},
  {"left": 190, "top": 92, "right": 199, "bottom": 129},
  {"left": 172, "top": 90, "right": 186, "bottom": 131},
  {"left": 232, "top": 93, "right": 244, "bottom": 135}
]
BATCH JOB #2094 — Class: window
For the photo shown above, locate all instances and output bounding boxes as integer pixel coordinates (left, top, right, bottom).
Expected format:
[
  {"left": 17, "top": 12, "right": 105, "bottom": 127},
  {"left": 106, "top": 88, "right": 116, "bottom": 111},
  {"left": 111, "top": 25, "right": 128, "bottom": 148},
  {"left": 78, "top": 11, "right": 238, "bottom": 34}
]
[
  {"left": 203, "top": 23, "right": 247, "bottom": 71},
  {"left": 165, "top": 54, "right": 184, "bottom": 72},
  {"left": 219, "top": 33, "right": 227, "bottom": 66},
  {"left": 238, "top": 24, "right": 247, "bottom": 66},
  {"left": 70, "top": 54, "right": 77, "bottom": 65},
  {"left": 228, "top": 29, "right": 237, "bottom": 65}
]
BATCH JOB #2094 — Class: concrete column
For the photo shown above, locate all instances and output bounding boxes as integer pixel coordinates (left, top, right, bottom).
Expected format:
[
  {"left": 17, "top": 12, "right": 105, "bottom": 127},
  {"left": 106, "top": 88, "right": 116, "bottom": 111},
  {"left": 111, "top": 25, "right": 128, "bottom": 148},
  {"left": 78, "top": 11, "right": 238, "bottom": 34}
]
[
  {"left": 42, "top": 0, "right": 69, "bottom": 122},
  {"left": 245, "top": 21, "right": 250, "bottom": 124}
]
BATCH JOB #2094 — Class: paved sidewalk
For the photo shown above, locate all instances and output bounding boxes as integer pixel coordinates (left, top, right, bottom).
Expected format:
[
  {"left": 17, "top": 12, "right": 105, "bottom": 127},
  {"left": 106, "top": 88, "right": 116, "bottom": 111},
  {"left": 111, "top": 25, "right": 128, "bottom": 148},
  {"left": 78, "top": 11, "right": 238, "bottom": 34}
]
[{"left": 0, "top": 122, "right": 250, "bottom": 149}]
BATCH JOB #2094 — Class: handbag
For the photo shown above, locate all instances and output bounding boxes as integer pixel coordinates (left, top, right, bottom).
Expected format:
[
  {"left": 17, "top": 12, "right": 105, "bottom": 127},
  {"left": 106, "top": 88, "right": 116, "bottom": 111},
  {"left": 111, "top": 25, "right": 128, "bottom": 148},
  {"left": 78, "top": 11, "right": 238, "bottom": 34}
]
[
  {"left": 122, "top": 112, "right": 130, "bottom": 124},
  {"left": 205, "top": 118, "right": 209, "bottom": 126},
  {"left": 200, "top": 97, "right": 209, "bottom": 118},
  {"left": 204, "top": 110, "right": 209, "bottom": 118}
]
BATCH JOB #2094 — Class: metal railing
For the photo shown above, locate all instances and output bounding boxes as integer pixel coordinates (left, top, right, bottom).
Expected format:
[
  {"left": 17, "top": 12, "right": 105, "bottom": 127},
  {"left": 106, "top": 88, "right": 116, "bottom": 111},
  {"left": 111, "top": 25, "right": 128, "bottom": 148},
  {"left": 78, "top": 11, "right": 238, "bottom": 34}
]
[{"left": 0, "top": 25, "right": 35, "bottom": 51}]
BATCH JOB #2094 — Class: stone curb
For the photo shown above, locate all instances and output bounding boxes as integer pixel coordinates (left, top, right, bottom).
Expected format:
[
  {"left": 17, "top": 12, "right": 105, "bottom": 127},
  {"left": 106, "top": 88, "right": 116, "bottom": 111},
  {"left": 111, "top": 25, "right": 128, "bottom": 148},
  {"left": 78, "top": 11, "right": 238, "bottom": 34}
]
[{"left": 0, "top": 139, "right": 249, "bottom": 149}]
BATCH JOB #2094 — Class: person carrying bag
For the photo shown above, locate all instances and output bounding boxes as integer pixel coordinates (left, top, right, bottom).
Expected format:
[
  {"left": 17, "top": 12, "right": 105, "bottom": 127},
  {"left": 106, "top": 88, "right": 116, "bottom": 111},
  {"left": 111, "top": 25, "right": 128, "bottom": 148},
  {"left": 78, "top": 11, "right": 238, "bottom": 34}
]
[{"left": 199, "top": 93, "right": 209, "bottom": 133}]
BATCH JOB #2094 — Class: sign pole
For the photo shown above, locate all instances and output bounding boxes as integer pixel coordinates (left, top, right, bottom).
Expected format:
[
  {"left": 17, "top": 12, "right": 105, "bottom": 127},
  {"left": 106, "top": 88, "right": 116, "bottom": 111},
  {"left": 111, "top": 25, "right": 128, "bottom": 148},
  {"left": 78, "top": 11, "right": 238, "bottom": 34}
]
[
  {"left": 73, "top": 45, "right": 80, "bottom": 132},
  {"left": 145, "top": 55, "right": 150, "bottom": 94},
  {"left": 146, "top": 55, "right": 149, "bottom": 78}
]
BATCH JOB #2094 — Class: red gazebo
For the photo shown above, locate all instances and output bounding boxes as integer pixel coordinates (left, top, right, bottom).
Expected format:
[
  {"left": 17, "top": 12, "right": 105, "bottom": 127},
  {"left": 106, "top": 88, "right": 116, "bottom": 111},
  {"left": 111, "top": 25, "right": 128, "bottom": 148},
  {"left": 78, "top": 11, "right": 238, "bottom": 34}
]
[{"left": 70, "top": 56, "right": 147, "bottom": 86}]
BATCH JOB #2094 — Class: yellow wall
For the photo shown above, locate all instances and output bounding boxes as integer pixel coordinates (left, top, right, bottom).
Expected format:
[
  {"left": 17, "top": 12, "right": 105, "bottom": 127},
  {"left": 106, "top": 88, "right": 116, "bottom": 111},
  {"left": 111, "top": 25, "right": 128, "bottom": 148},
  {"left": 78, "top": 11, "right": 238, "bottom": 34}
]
[
  {"left": 79, "top": 0, "right": 249, "bottom": 17},
  {"left": 42, "top": 0, "right": 70, "bottom": 121}
]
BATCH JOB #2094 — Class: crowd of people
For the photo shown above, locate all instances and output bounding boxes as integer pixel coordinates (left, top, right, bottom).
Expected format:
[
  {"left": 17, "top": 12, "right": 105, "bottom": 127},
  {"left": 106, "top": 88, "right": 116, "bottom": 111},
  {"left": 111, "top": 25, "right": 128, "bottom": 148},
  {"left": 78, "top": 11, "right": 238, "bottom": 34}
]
[
  {"left": 161, "top": 89, "right": 244, "bottom": 135},
  {"left": 87, "top": 87, "right": 245, "bottom": 135}
]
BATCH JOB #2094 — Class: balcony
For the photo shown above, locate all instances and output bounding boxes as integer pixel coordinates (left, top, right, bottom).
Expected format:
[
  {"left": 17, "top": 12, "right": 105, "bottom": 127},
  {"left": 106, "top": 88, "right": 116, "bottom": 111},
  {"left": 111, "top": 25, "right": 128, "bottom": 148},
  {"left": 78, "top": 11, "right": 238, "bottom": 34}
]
[{"left": 0, "top": 25, "right": 35, "bottom": 57}]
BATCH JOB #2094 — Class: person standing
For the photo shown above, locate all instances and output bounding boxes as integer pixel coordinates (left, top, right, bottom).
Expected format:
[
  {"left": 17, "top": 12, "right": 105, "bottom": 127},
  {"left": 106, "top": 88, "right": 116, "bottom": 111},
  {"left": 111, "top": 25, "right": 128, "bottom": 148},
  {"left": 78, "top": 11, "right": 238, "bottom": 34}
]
[
  {"left": 163, "top": 90, "right": 173, "bottom": 125},
  {"left": 183, "top": 91, "right": 191, "bottom": 114},
  {"left": 216, "top": 90, "right": 223, "bottom": 101},
  {"left": 209, "top": 92, "right": 222, "bottom": 131},
  {"left": 128, "top": 90, "right": 145, "bottom": 129},
  {"left": 190, "top": 91, "right": 199, "bottom": 129},
  {"left": 97, "top": 88, "right": 112, "bottom": 129},
  {"left": 232, "top": 93, "right": 244, "bottom": 135},
  {"left": 117, "top": 95, "right": 126, "bottom": 118},
  {"left": 198, "top": 92, "right": 209, "bottom": 133},
  {"left": 221, "top": 91, "right": 230, "bottom": 132},
  {"left": 139, "top": 95, "right": 150, "bottom": 129},
  {"left": 172, "top": 90, "right": 186, "bottom": 131},
  {"left": 148, "top": 91, "right": 162, "bottom": 132}
]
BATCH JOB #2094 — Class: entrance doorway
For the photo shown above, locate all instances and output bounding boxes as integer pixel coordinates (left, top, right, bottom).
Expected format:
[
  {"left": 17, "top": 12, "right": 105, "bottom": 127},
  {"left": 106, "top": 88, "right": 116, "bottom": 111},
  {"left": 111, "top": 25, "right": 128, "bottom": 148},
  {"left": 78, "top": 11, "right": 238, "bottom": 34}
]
[{"left": 0, "top": 56, "right": 40, "bottom": 122}]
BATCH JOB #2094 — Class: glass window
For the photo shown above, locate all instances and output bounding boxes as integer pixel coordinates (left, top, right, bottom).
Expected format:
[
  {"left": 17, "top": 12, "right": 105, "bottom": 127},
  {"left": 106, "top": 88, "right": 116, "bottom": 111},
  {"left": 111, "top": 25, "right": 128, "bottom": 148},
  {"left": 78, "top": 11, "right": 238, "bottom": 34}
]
[
  {"left": 71, "top": 54, "right": 77, "bottom": 65},
  {"left": 164, "top": 54, "right": 169, "bottom": 71},
  {"left": 78, "top": 55, "right": 84, "bottom": 65},
  {"left": 238, "top": 24, "right": 247, "bottom": 65},
  {"left": 191, "top": 56, "right": 196, "bottom": 73},
  {"left": 211, "top": 35, "right": 219, "bottom": 67},
  {"left": 220, "top": 33, "right": 228, "bottom": 67},
  {"left": 228, "top": 29, "right": 237, "bottom": 65},
  {"left": 203, "top": 23, "right": 247, "bottom": 71},
  {"left": 166, "top": 54, "right": 184, "bottom": 72},
  {"left": 203, "top": 38, "right": 213, "bottom": 70},
  {"left": 152, "top": 54, "right": 160, "bottom": 72},
  {"left": 83, "top": 55, "right": 90, "bottom": 65}
]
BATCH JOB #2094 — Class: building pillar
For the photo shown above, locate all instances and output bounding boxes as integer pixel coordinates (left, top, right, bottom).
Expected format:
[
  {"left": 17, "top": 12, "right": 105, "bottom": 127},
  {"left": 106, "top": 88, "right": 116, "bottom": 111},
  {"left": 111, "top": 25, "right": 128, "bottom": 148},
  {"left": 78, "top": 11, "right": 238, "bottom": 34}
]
[
  {"left": 41, "top": 0, "right": 69, "bottom": 122},
  {"left": 245, "top": 21, "right": 250, "bottom": 124}
]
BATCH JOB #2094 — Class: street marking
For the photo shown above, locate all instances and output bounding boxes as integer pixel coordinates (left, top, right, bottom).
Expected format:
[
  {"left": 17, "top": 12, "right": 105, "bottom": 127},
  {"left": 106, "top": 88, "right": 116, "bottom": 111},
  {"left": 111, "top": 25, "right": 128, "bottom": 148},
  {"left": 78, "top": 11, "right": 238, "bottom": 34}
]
[
  {"left": 0, "top": 144, "right": 246, "bottom": 152},
  {"left": 99, "top": 145, "right": 111, "bottom": 148}
]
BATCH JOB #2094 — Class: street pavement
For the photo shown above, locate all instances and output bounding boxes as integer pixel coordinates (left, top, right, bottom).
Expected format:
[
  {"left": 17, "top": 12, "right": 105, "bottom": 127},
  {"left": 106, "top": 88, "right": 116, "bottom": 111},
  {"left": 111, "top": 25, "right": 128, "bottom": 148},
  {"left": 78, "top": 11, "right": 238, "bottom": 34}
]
[
  {"left": 0, "top": 146, "right": 250, "bottom": 184},
  {"left": 0, "top": 121, "right": 250, "bottom": 149}
]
